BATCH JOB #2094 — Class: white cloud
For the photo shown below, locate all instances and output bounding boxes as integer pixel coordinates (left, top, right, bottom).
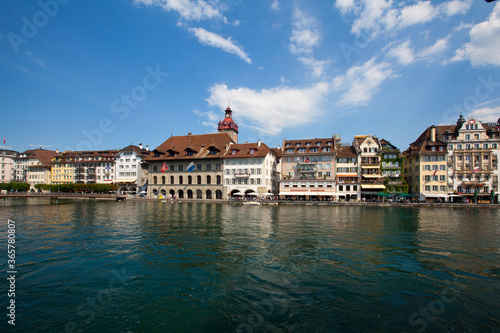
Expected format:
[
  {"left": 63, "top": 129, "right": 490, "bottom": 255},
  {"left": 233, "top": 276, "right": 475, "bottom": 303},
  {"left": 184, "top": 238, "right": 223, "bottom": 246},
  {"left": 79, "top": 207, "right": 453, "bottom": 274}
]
[
  {"left": 386, "top": 37, "right": 449, "bottom": 66},
  {"left": 418, "top": 37, "right": 449, "bottom": 59},
  {"left": 387, "top": 40, "right": 415, "bottom": 65},
  {"left": 350, "top": 0, "right": 392, "bottom": 36},
  {"left": 398, "top": 1, "right": 438, "bottom": 28},
  {"left": 452, "top": 3, "right": 500, "bottom": 66},
  {"left": 289, "top": 8, "right": 329, "bottom": 77},
  {"left": 339, "top": 0, "right": 470, "bottom": 37},
  {"left": 270, "top": 0, "right": 280, "bottom": 11},
  {"left": 298, "top": 57, "right": 330, "bottom": 78},
  {"left": 334, "top": 0, "right": 356, "bottom": 15},
  {"left": 468, "top": 106, "right": 500, "bottom": 123},
  {"left": 332, "top": 58, "right": 396, "bottom": 106},
  {"left": 442, "top": 0, "right": 472, "bottom": 17},
  {"left": 188, "top": 27, "right": 251, "bottom": 64},
  {"left": 289, "top": 8, "right": 320, "bottom": 55},
  {"left": 133, "top": 0, "right": 223, "bottom": 21},
  {"left": 206, "top": 82, "right": 330, "bottom": 135},
  {"left": 193, "top": 109, "right": 219, "bottom": 127}
]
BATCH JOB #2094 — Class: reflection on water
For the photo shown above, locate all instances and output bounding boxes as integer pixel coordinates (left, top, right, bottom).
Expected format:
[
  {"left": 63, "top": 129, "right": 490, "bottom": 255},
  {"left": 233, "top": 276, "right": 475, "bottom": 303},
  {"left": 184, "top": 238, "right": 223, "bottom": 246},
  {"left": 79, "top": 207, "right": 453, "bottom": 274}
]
[{"left": 0, "top": 199, "right": 499, "bottom": 332}]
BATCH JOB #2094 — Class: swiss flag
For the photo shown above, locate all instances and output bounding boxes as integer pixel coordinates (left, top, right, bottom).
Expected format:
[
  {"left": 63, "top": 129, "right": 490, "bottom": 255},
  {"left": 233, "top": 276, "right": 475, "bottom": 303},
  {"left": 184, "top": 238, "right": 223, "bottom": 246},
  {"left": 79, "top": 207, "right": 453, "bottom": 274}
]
[{"left": 161, "top": 162, "right": 168, "bottom": 173}]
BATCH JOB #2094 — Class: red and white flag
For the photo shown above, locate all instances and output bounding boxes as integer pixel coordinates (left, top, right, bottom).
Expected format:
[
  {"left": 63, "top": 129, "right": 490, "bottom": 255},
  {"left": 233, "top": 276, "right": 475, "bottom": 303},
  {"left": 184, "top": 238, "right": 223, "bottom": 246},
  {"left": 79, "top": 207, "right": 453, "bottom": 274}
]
[
  {"left": 473, "top": 166, "right": 480, "bottom": 173},
  {"left": 433, "top": 169, "right": 438, "bottom": 176},
  {"left": 161, "top": 162, "right": 168, "bottom": 173},
  {"left": 2, "top": 137, "right": 5, "bottom": 144}
]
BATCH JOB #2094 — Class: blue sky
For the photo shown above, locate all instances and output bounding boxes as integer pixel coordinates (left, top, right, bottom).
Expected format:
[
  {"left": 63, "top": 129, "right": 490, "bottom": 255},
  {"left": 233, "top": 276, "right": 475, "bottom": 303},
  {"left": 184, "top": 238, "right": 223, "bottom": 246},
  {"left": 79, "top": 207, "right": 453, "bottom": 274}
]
[{"left": 1, "top": 0, "right": 499, "bottom": 153}]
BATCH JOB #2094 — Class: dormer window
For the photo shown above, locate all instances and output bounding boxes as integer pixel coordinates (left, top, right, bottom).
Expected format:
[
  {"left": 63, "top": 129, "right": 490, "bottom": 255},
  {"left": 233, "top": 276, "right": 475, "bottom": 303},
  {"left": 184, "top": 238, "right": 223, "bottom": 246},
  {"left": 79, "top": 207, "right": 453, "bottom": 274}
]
[
  {"left": 169, "top": 151, "right": 175, "bottom": 157},
  {"left": 306, "top": 142, "right": 311, "bottom": 146},
  {"left": 231, "top": 149, "right": 237, "bottom": 155},
  {"left": 208, "top": 147, "right": 219, "bottom": 155},
  {"left": 249, "top": 149, "right": 256, "bottom": 155},
  {"left": 296, "top": 143, "right": 300, "bottom": 147},
  {"left": 154, "top": 152, "right": 161, "bottom": 157}
]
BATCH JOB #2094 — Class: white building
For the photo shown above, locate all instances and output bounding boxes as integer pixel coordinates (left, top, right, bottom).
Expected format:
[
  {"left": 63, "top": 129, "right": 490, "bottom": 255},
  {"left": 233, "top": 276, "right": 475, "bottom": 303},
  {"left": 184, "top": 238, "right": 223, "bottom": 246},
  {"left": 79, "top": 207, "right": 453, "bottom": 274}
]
[
  {"left": 441, "top": 115, "right": 499, "bottom": 202},
  {"left": 115, "top": 144, "right": 150, "bottom": 195},
  {"left": 223, "top": 141, "right": 280, "bottom": 198},
  {"left": 0, "top": 149, "right": 19, "bottom": 183}
]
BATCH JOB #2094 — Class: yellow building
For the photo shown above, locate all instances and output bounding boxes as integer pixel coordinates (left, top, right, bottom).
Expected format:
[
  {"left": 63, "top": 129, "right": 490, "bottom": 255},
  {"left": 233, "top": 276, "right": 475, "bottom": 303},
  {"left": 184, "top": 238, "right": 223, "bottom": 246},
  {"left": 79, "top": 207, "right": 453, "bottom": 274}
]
[
  {"left": 51, "top": 152, "right": 75, "bottom": 184},
  {"left": 403, "top": 125, "right": 448, "bottom": 202}
]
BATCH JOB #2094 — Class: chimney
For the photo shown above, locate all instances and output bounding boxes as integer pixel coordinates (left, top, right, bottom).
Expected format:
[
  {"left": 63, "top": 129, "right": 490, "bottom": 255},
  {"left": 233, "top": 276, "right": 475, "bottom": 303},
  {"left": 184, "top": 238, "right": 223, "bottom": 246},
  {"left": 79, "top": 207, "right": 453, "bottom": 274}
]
[
  {"left": 56, "top": 149, "right": 59, "bottom": 154},
  {"left": 188, "top": 132, "right": 192, "bottom": 135},
  {"left": 277, "top": 145, "right": 281, "bottom": 150},
  {"left": 139, "top": 143, "right": 143, "bottom": 149},
  {"left": 146, "top": 145, "right": 149, "bottom": 151},
  {"left": 257, "top": 139, "right": 261, "bottom": 147},
  {"left": 430, "top": 125, "right": 436, "bottom": 142}
]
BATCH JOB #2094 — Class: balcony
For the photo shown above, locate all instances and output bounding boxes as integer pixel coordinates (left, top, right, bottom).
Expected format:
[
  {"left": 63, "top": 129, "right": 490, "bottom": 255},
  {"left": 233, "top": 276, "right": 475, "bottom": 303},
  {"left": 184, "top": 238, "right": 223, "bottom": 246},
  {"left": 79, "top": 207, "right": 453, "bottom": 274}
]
[
  {"left": 361, "top": 161, "right": 379, "bottom": 166},
  {"left": 234, "top": 173, "right": 250, "bottom": 178}
]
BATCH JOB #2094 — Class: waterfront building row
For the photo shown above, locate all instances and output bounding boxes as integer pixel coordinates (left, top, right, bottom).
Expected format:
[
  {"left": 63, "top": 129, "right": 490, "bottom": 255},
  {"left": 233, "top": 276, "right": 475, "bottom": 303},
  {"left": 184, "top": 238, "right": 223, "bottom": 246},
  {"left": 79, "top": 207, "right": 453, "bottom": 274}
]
[{"left": 2, "top": 108, "right": 499, "bottom": 202}]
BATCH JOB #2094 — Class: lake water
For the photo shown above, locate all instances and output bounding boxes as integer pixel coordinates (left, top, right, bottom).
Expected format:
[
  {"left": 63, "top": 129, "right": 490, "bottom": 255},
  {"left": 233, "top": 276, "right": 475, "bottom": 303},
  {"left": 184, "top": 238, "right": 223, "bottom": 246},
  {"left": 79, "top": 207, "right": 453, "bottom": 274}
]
[{"left": 1, "top": 198, "right": 499, "bottom": 332}]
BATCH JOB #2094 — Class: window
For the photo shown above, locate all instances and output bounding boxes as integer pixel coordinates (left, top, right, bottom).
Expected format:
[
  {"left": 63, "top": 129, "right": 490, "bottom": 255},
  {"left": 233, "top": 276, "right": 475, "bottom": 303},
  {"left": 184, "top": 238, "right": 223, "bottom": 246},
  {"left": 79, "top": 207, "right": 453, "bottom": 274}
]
[
  {"left": 298, "top": 148, "right": 306, "bottom": 153},
  {"left": 440, "top": 165, "right": 445, "bottom": 170},
  {"left": 286, "top": 149, "right": 294, "bottom": 153},
  {"left": 440, "top": 175, "right": 446, "bottom": 181},
  {"left": 250, "top": 149, "right": 255, "bottom": 155},
  {"left": 457, "top": 144, "right": 462, "bottom": 150},
  {"left": 206, "top": 164, "right": 212, "bottom": 171},
  {"left": 425, "top": 185, "right": 431, "bottom": 191},
  {"left": 432, "top": 185, "right": 438, "bottom": 191},
  {"left": 465, "top": 134, "right": 471, "bottom": 140},
  {"left": 179, "top": 165, "right": 184, "bottom": 171}
]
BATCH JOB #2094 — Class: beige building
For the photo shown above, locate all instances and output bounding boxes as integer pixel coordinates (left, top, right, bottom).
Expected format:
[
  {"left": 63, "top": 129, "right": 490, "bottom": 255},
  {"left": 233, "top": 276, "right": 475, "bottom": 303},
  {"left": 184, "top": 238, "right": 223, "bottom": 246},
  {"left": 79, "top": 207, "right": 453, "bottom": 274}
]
[
  {"left": 0, "top": 149, "right": 19, "bottom": 183},
  {"left": 403, "top": 126, "right": 448, "bottom": 201},
  {"left": 145, "top": 132, "right": 234, "bottom": 200},
  {"left": 279, "top": 137, "right": 337, "bottom": 201},
  {"left": 14, "top": 149, "right": 58, "bottom": 189},
  {"left": 335, "top": 146, "right": 360, "bottom": 201}
]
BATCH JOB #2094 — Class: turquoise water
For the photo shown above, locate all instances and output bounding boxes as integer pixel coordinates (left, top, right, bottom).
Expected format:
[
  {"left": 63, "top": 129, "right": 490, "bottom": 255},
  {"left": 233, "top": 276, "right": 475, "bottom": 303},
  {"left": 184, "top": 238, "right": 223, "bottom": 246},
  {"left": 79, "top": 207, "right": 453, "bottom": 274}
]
[{"left": 1, "top": 198, "right": 499, "bottom": 332}]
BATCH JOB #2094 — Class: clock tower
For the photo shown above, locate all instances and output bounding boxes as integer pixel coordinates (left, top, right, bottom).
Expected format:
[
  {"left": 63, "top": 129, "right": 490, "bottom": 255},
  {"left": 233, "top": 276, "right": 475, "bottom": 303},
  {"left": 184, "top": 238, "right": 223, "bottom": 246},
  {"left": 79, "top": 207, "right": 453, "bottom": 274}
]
[{"left": 217, "top": 107, "right": 239, "bottom": 143}]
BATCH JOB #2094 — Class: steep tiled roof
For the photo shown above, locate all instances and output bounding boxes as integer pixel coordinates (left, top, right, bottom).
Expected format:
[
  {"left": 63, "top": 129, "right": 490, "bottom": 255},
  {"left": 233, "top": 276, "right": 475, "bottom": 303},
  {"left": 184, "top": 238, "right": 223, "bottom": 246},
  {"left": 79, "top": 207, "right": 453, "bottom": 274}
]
[
  {"left": 119, "top": 145, "right": 150, "bottom": 157},
  {"left": 406, "top": 126, "right": 447, "bottom": 156},
  {"left": 223, "top": 142, "right": 272, "bottom": 159},
  {"left": 144, "top": 133, "right": 234, "bottom": 161},
  {"left": 27, "top": 149, "right": 58, "bottom": 167},
  {"left": 336, "top": 146, "right": 357, "bottom": 158},
  {"left": 282, "top": 138, "right": 334, "bottom": 154}
]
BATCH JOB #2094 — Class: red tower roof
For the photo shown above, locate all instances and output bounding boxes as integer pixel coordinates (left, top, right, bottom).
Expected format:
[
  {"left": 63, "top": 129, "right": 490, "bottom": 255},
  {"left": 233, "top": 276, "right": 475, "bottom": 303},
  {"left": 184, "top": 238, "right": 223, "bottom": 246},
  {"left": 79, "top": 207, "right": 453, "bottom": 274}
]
[{"left": 217, "top": 107, "right": 239, "bottom": 133}]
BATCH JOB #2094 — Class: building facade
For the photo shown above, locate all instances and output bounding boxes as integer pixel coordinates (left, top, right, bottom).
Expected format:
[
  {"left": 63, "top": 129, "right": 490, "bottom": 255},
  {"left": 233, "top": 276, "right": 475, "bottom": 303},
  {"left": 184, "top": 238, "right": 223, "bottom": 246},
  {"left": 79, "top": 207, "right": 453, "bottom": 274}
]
[
  {"left": 13, "top": 149, "right": 58, "bottom": 189},
  {"left": 0, "top": 149, "right": 19, "bottom": 183},
  {"left": 380, "top": 139, "right": 407, "bottom": 195},
  {"left": 223, "top": 141, "right": 280, "bottom": 197},
  {"left": 145, "top": 133, "right": 234, "bottom": 200},
  {"left": 51, "top": 150, "right": 118, "bottom": 185},
  {"left": 403, "top": 126, "right": 449, "bottom": 201},
  {"left": 438, "top": 115, "right": 499, "bottom": 202},
  {"left": 335, "top": 146, "right": 360, "bottom": 201},
  {"left": 279, "top": 137, "right": 337, "bottom": 200},
  {"left": 115, "top": 144, "right": 151, "bottom": 195},
  {"left": 353, "top": 135, "right": 385, "bottom": 200}
]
